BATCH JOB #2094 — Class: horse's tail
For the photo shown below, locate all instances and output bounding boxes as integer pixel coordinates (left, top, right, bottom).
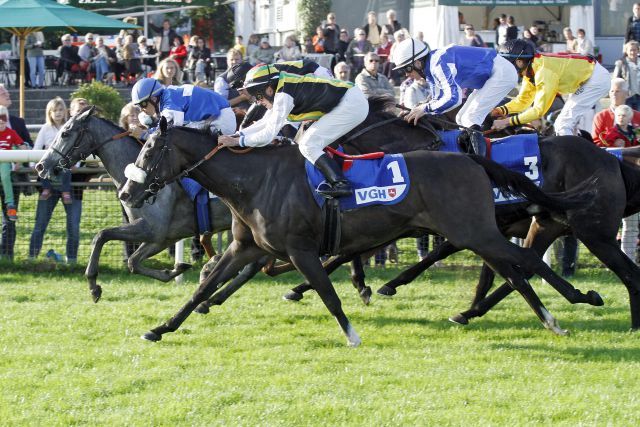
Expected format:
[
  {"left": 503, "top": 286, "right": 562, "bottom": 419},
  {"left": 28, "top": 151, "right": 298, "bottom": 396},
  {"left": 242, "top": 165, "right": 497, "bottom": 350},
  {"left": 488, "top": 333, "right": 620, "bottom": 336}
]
[{"left": 468, "top": 154, "right": 596, "bottom": 212}]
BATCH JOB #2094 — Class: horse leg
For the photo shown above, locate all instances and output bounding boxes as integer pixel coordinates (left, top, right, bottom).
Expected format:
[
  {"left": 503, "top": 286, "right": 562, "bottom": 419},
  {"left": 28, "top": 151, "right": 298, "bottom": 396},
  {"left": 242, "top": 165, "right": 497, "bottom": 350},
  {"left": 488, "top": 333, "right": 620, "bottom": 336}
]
[
  {"left": 84, "top": 219, "right": 156, "bottom": 303},
  {"left": 578, "top": 236, "right": 640, "bottom": 330},
  {"left": 287, "top": 245, "right": 360, "bottom": 346},
  {"left": 349, "top": 255, "right": 372, "bottom": 305},
  {"left": 195, "top": 255, "right": 272, "bottom": 314},
  {"left": 200, "top": 232, "right": 215, "bottom": 259},
  {"left": 377, "top": 240, "right": 460, "bottom": 296},
  {"left": 127, "top": 241, "right": 192, "bottom": 282},
  {"left": 142, "top": 240, "right": 267, "bottom": 342},
  {"left": 283, "top": 254, "right": 352, "bottom": 302},
  {"left": 449, "top": 263, "right": 496, "bottom": 325}
]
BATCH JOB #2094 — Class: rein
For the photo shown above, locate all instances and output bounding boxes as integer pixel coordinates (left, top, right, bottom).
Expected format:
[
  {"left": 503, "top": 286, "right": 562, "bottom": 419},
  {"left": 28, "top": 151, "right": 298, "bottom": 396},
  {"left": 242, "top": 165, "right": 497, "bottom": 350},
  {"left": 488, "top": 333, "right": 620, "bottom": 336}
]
[{"left": 51, "top": 126, "right": 132, "bottom": 168}]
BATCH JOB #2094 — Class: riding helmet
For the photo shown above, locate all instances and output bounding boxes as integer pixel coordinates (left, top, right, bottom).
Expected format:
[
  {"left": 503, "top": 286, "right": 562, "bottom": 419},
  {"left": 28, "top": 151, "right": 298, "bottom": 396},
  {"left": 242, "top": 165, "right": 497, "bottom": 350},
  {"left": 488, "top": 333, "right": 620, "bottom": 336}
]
[
  {"left": 131, "top": 78, "right": 165, "bottom": 105},
  {"left": 241, "top": 64, "right": 280, "bottom": 95},
  {"left": 226, "top": 62, "right": 254, "bottom": 89},
  {"left": 392, "top": 38, "right": 431, "bottom": 71},
  {"left": 498, "top": 39, "right": 535, "bottom": 64}
]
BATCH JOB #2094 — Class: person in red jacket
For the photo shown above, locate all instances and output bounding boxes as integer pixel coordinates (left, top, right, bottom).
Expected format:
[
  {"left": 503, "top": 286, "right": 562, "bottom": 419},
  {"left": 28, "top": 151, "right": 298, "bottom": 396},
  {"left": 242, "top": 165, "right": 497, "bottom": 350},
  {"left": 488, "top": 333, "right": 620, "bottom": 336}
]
[
  {"left": 0, "top": 105, "right": 28, "bottom": 221},
  {"left": 169, "top": 36, "right": 187, "bottom": 68},
  {"left": 592, "top": 78, "right": 640, "bottom": 146},
  {"left": 602, "top": 104, "right": 639, "bottom": 147}
]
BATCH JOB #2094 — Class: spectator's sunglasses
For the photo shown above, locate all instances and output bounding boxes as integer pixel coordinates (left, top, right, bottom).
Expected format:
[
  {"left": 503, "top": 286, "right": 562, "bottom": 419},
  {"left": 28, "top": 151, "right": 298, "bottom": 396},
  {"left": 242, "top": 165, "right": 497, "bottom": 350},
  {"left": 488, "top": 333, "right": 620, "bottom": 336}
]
[{"left": 369, "top": 58, "right": 380, "bottom": 63}]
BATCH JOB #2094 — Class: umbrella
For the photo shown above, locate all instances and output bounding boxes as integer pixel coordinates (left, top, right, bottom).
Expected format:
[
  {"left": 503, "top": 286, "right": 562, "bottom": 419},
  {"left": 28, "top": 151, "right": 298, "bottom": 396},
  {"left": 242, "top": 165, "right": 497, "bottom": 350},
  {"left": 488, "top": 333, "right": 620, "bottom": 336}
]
[{"left": 0, "top": 0, "right": 139, "bottom": 117}]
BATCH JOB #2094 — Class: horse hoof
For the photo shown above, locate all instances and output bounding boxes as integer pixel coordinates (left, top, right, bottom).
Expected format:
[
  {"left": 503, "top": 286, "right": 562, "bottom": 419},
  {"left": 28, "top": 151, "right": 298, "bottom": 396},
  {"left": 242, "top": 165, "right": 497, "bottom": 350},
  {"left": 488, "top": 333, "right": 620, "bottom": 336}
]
[
  {"left": 91, "top": 286, "right": 102, "bottom": 304},
  {"left": 194, "top": 302, "right": 210, "bottom": 315},
  {"left": 448, "top": 314, "right": 469, "bottom": 325},
  {"left": 376, "top": 285, "right": 396, "bottom": 297},
  {"left": 587, "top": 290, "right": 604, "bottom": 306},
  {"left": 359, "top": 287, "right": 372, "bottom": 305},
  {"left": 283, "top": 291, "right": 303, "bottom": 302},
  {"left": 141, "top": 331, "right": 161, "bottom": 342}
]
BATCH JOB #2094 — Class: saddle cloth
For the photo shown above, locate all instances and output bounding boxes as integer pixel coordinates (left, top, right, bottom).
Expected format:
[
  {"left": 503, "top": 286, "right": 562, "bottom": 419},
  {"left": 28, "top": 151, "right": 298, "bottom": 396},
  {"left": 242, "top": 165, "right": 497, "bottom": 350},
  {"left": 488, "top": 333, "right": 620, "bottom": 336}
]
[
  {"left": 438, "top": 130, "right": 543, "bottom": 205},
  {"left": 306, "top": 153, "right": 411, "bottom": 211},
  {"left": 605, "top": 147, "right": 623, "bottom": 161}
]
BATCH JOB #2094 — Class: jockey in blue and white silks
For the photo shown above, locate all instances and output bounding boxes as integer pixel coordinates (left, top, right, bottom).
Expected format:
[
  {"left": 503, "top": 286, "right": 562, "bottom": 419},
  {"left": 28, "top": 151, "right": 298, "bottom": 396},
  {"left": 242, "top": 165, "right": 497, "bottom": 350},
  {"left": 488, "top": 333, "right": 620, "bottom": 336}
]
[
  {"left": 393, "top": 38, "right": 518, "bottom": 156},
  {"left": 131, "top": 78, "right": 236, "bottom": 136}
]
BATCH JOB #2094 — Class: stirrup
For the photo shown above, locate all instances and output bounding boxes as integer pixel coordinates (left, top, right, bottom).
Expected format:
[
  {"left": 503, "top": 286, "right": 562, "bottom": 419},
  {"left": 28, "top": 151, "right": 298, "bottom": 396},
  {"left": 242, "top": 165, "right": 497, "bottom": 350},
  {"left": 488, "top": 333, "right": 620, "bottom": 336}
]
[{"left": 317, "top": 181, "right": 353, "bottom": 199}]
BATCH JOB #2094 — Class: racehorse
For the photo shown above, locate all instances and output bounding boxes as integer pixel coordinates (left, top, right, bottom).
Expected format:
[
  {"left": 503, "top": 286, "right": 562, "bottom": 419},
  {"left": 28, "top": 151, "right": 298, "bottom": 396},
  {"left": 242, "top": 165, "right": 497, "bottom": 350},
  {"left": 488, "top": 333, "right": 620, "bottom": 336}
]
[
  {"left": 326, "top": 104, "right": 640, "bottom": 330},
  {"left": 35, "top": 107, "right": 233, "bottom": 303},
  {"left": 118, "top": 117, "right": 602, "bottom": 344}
]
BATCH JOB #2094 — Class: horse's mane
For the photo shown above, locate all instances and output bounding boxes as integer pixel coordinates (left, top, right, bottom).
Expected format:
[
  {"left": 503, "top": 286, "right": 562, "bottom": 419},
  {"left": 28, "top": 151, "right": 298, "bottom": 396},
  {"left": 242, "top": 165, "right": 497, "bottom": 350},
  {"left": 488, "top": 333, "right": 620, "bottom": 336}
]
[{"left": 173, "top": 124, "right": 220, "bottom": 138}]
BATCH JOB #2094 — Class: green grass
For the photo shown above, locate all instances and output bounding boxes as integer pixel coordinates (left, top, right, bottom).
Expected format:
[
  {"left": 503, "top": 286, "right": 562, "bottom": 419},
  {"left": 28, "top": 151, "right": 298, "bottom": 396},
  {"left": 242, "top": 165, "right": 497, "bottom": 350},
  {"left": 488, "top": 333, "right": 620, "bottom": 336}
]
[{"left": 1, "top": 265, "right": 640, "bottom": 425}]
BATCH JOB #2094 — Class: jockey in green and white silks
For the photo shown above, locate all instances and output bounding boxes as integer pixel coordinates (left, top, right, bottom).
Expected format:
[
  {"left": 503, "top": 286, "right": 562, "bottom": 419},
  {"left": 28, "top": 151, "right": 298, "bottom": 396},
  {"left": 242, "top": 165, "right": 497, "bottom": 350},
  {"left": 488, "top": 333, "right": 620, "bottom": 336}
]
[{"left": 219, "top": 64, "right": 369, "bottom": 198}]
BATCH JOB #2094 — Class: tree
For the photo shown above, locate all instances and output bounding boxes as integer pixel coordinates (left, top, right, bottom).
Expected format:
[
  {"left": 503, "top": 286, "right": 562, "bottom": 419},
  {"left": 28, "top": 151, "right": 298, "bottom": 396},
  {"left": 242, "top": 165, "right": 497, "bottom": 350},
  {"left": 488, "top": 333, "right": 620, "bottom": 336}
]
[
  {"left": 298, "top": 0, "right": 332, "bottom": 40},
  {"left": 188, "top": 3, "right": 235, "bottom": 52}
]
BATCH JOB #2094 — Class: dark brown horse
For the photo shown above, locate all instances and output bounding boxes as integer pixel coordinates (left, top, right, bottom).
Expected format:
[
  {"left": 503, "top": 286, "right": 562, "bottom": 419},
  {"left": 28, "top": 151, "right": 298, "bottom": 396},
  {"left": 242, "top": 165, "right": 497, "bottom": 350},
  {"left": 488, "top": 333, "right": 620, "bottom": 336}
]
[{"left": 117, "top": 118, "right": 601, "bottom": 344}]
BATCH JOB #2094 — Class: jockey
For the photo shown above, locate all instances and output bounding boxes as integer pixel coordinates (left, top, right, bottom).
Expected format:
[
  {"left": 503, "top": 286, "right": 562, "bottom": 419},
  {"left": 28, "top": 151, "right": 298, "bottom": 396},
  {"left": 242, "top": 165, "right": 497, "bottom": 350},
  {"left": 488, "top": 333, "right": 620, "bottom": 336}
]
[
  {"left": 392, "top": 38, "right": 518, "bottom": 156},
  {"left": 218, "top": 63, "right": 369, "bottom": 198},
  {"left": 129, "top": 78, "right": 236, "bottom": 139},
  {"left": 491, "top": 39, "right": 610, "bottom": 136}
]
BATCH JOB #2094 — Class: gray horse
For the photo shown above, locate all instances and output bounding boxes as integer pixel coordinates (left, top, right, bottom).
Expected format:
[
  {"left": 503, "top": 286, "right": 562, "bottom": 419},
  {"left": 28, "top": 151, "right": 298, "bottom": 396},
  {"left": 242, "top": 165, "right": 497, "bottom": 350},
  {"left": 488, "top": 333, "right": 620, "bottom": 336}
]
[{"left": 35, "top": 108, "right": 233, "bottom": 303}]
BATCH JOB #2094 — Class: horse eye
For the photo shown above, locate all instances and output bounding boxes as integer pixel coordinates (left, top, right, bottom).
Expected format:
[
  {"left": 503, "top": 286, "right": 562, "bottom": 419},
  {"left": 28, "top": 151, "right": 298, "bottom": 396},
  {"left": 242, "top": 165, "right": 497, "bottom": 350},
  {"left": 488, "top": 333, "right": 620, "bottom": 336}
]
[{"left": 61, "top": 131, "right": 69, "bottom": 138}]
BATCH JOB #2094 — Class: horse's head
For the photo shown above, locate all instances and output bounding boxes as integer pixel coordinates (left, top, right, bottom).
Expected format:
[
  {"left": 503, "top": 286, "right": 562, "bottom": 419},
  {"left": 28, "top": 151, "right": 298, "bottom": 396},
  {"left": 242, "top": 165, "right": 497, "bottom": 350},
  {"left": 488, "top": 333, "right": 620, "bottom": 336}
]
[
  {"left": 35, "top": 106, "right": 97, "bottom": 179},
  {"left": 119, "top": 117, "right": 180, "bottom": 208}
]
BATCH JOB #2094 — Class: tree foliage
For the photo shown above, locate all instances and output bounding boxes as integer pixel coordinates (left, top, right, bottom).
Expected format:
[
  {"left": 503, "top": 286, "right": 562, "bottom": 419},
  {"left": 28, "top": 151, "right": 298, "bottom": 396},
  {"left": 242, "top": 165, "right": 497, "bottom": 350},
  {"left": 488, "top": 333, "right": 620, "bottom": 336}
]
[
  {"left": 298, "top": 0, "right": 332, "bottom": 40},
  {"left": 71, "top": 82, "right": 125, "bottom": 123},
  {"left": 188, "top": 3, "right": 235, "bottom": 52}
]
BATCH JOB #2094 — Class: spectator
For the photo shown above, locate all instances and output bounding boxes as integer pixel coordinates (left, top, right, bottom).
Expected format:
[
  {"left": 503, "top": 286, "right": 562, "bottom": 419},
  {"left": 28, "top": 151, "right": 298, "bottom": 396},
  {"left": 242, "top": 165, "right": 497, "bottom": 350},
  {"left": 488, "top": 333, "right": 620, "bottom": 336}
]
[
  {"left": 614, "top": 41, "right": 640, "bottom": 110},
  {"left": 312, "top": 26, "right": 326, "bottom": 53},
  {"left": 563, "top": 27, "right": 578, "bottom": 53},
  {"left": 575, "top": 28, "right": 594, "bottom": 56},
  {"left": 169, "top": 36, "right": 187, "bottom": 68},
  {"left": 355, "top": 52, "right": 394, "bottom": 98},
  {"left": 302, "top": 36, "right": 314, "bottom": 55},
  {"left": 377, "top": 33, "right": 393, "bottom": 76},
  {"left": 151, "top": 19, "right": 178, "bottom": 61},
  {"left": 346, "top": 28, "right": 372, "bottom": 78},
  {"left": 403, "top": 77, "right": 430, "bottom": 108},
  {"left": 214, "top": 49, "right": 251, "bottom": 108},
  {"left": 363, "top": 11, "right": 382, "bottom": 48},
  {"left": 414, "top": 31, "right": 424, "bottom": 42},
  {"left": 111, "top": 36, "right": 127, "bottom": 84},
  {"left": 138, "top": 35, "right": 157, "bottom": 75},
  {"left": 627, "top": 3, "right": 640, "bottom": 43},
  {"left": 460, "top": 24, "right": 486, "bottom": 47},
  {"left": 322, "top": 12, "right": 341, "bottom": 56},
  {"left": 0, "top": 105, "right": 28, "bottom": 221},
  {"left": 250, "top": 38, "right": 275, "bottom": 65},
  {"left": 336, "top": 29, "right": 351, "bottom": 62},
  {"left": 78, "top": 33, "right": 96, "bottom": 77},
  {"left": 233, "top": 35, "right": 246, "bottom": 58},
  {"left": 93, "top": 36, "right": 112, "bottom": 83},
  {"left": 383, "top": 9, "right": 401, "bottom": 36},
  {"left": 29, "top": 97, "right": 84, "bottom": 264},
  {"left": 592, "top": 78, "right": 640, "bottom": 146},
  {"left": 154, "top": 58, "right": 183, "bottom": 86},
  {"left": 246, "top": 34, "right": 260, "bottom": 64},
  {"left": 334, "top": 61, "right": 351, "bottom": 82},
  {"left": 528, "top": 26, "right": 541, "bottom": 47},
  {"left": 0, "top": 84, "right": 32, "bottom": 260},
  {"left": 33, "top": 97, "right": 72, "bottom": 205},
  {"left": 276, "top": 35, "right": 302, "bottom": 62},
  {"left": 57, "top": 34, "right": 81, "bottom": 86},
  {"left": 602, "top": 104, "right": 639, "bottom": 147},
  {"left": 496, "top": 14, "right": 508, "bottom": 46},
  {"left": 187, "top": 36, "right": 211, "bottom": 83},
  {"left": 25, "top": 31, "right": 45, "bottom": 89},
  {"left": 523, "top": 29, "right": 539, "bottom": 52},
  {"left": 506, "top": 16, "right": 519, "bottom": 42}
]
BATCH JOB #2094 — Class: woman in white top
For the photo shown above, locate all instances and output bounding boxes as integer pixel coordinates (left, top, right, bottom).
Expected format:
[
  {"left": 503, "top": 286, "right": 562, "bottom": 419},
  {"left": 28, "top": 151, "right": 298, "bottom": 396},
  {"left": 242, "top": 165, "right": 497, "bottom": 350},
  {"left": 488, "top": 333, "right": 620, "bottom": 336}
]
[
  {"left": 275, "top": 36, "right": 302, "bottom": 62},
  {"left": 403, "top": 77, "right": 431, "bottom": 109},
  {"left": 34, "top": 97, "right": 72, "bottom": 204},
  {"left": 575, "top": 28, "right": 594, "bottom": 56}
]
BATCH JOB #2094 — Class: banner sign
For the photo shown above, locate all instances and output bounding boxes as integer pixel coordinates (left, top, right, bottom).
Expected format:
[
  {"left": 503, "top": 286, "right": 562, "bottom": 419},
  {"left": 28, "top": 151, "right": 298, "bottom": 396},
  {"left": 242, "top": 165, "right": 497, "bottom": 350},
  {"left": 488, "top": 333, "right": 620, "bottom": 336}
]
[
  {"left": 437, "top": 0, "right": 592, "bottom": 5},
  {"left": 60, "top": 1, "right": 213, "bottom": 8}
]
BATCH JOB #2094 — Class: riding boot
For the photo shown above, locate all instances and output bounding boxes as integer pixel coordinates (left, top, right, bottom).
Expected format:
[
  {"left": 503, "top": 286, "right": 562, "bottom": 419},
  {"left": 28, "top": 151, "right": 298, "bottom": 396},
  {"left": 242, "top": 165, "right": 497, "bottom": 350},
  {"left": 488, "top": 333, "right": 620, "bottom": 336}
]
[
  {"left": 468, "top": 125, "right": 487, "bottom": 157},
  {"left": 314, "top": 154, "right": 353, "bottom": 198}
]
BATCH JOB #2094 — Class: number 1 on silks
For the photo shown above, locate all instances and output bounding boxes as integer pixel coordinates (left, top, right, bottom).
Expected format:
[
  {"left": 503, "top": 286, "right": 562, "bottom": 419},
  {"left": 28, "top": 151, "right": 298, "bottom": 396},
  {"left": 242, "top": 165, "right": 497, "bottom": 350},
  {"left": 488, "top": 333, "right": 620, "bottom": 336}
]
[{"left": 387, "top": 160, "right": 405, "bottom": 183}]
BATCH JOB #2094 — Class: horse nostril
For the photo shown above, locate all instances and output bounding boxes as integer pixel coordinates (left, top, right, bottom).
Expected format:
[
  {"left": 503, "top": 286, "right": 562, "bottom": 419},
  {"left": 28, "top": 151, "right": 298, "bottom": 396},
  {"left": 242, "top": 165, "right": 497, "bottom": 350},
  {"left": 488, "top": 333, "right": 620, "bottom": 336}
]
[
  {"left": 119, "top": 191, "right": 130, "bottom": 202},
  {"left": 35, "top": 163, "right": 44, "bottom": 173}
]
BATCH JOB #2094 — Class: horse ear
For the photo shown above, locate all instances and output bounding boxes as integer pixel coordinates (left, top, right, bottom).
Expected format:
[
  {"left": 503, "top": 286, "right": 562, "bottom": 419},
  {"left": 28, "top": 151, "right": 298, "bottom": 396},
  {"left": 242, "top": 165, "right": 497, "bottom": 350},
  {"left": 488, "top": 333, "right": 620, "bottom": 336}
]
[{"left": 160, "top": 116, "right": 168, "bottom": 135}]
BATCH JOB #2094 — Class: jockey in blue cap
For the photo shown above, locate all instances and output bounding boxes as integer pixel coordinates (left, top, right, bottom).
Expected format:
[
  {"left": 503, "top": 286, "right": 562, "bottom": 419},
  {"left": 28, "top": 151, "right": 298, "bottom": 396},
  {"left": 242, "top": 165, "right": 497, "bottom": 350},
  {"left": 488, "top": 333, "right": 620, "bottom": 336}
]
[
  {"left": 129, "top": 78, "right": 236, "bottom": 139},
  {"left": 393, "top": 38, "right": 518, "bottom": 156}
]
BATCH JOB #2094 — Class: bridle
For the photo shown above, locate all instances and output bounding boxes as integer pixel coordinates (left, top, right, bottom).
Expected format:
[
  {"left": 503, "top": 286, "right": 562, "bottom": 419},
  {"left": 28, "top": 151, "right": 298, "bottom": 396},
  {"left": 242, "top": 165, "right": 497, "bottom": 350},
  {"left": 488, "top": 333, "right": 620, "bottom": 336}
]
[{"left": 50, "top": 116, "right": 132, "bottom": 170}]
